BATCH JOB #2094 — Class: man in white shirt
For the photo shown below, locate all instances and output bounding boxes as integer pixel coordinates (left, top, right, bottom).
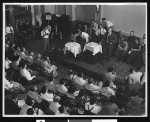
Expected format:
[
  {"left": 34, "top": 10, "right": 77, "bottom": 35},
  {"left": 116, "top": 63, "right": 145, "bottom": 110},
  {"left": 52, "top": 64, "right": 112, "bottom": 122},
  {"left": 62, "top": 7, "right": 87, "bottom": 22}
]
[
  {"left": 6, "top": 23, "right": 15, "bottom": 44},
  {"left": 90, "top": 19, "right": 98, "bottom": 41},
  {"left": 95, "top": 24, "right": 106, "bottom": 43},
  {"left": 128, "top": 67, "right": 143, "bottom": 91},
  {"left": 102, "top": 18, "right": 114, "bottom": 31},
  {"left": 41, "top": 25, "right": 51, "bottom": 53},
  {"left": 84, "top": 78, "right": 100, "bottom": 93},
  {"left": 85, "top": 96, "right": 102, "bottom": 115},
  {"left": 74, "top": 72, "right": 87, "bottom": 90},
  {"left": 20, "top": 63, "right": 36, "bottom": 81}
]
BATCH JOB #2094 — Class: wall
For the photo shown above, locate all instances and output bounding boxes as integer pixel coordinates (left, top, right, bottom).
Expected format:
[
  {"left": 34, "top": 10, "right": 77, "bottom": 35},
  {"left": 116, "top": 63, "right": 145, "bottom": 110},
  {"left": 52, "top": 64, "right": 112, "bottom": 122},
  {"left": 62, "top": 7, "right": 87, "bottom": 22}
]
[
  {"left": 56, "top": 5, "right": 66, "bottom": 15},
  {"left": 102, "top": 5, "right": 146, "bottom": 37},
  {"left": 76, "top": 5, "right": 96, "bottom": 23}
]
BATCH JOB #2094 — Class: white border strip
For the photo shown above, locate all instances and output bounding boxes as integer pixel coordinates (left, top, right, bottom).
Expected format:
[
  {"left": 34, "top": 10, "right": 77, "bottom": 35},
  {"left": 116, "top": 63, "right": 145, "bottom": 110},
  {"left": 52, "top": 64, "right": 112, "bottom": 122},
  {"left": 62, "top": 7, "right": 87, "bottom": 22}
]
[{"left": 3, "top": 3, "right": 147, "bottom": 118}]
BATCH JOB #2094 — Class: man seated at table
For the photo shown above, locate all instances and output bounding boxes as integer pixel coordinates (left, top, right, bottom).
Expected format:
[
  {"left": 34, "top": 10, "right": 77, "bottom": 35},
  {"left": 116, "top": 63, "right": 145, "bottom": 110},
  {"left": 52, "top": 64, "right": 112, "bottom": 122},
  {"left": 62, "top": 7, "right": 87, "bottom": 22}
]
[
  {"left": 51, "top": 25, "right": 62, "bottom": 41},
  {"left": 95, "top": 24, "right": 106, "bottom": 43},
  {"left": 116, "top": 38, "right": 128, "bottom": 61},
  {"left": 75, "top": 29, "right": 89, "bottom": 50}
]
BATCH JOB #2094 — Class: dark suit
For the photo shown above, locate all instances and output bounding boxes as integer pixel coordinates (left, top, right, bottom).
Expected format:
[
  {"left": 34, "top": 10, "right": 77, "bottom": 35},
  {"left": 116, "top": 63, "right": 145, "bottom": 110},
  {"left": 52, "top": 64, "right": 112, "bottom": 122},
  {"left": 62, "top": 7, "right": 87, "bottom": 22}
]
[{"left": 105, "top": 32, "right": 117, "bottom": 60}]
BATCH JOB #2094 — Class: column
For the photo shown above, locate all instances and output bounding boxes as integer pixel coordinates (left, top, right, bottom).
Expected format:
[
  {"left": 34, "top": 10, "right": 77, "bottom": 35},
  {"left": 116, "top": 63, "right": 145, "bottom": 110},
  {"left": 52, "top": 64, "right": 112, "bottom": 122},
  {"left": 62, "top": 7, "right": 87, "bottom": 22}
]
[
  {"left": 95, "top": 5, "right": 103, "bottom": 24},
  {"left": 31, "top": 5, "right": 35, "bottom": 26}
]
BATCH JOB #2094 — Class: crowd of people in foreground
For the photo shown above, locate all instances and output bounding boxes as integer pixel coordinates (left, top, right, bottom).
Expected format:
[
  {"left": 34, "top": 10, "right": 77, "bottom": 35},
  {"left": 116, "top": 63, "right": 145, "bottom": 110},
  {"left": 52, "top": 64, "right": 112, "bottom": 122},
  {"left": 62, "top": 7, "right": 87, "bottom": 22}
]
[{"left": 5, "top": 37, "right": 145, "bottom": 115}]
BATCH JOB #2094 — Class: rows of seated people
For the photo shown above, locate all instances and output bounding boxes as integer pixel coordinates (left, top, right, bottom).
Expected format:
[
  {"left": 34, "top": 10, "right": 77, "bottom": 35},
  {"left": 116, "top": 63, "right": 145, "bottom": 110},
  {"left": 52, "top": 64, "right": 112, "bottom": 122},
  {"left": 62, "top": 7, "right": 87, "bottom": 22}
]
[
  {"left": 69, "top": 19, "right": 146, "bottom": 67},
  {"left": 5, "top": 42, "right": 145, "bottom": 115}
]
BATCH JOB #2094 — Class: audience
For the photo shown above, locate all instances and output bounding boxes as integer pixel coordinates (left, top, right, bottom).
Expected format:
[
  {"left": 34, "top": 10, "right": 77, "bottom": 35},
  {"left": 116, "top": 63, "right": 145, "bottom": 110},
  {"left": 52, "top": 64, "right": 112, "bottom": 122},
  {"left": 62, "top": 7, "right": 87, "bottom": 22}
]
[{"left": 4, "top": 14, "right": 146, "bottom": 116}]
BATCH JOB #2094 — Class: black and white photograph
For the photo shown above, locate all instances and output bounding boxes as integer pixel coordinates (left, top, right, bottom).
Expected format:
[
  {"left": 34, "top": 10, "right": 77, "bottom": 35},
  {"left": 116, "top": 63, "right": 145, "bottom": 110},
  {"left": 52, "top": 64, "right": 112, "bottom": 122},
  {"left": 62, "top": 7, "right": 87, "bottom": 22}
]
[{"left": 3, "top": 3, "right": 147, "bottom": 117}]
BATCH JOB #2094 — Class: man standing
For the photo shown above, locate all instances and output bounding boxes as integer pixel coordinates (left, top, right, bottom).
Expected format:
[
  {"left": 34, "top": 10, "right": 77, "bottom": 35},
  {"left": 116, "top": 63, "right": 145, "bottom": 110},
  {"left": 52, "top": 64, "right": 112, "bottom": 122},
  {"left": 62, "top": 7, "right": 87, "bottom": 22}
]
[
  {"left": 105, "top": 28, "right": 117, "bottom": 60},
  {"left": 41, "top": 25, "right": 51, "bottom": 53},
  {"left": 90, "top": 19, "right": 98, "bottom": 41},
  {"left": 102, "top": 18, "right": 114, "bottom": 31},
  {"left": 6, "top": 23, "right": 15, "bottom": 44}
]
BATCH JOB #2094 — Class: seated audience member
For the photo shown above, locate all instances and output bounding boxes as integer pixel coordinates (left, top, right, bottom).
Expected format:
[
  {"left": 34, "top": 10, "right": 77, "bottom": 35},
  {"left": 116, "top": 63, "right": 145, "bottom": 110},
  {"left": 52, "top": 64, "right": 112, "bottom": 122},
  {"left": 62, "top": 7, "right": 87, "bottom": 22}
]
[
  {"left": 84, "top": 78, "right": 100, "bottom": 93},
  {"left": 12, "top": 56, "right": 21, "bottom": 71},
  {"left": 90, "top": 19, "right": 98, "bottom": 41},
  {"left": 56, "top": 106, "right": 69, "bottom": 115},
  {"left": 41, "top": 56, "right": 58, "bottom": 76},
  {"left": 51, "top": 25, "right": 62, "bottom": 41},
  {"left": 20, "top": 47, "right": 28, "bottom": 60},
  {"left": 35, "top": 53, "right": 42, "bottom": 67},
  {"left": 56, "top": 78, "right": 68, "bottom": 94},
  {"left": 140, "top": 34, "right": 146, "bottom": 66},
  {"left": 127, "top": 31, "right": 136, "bottom": 51},
  {"left": 26, "top": 108, "right": 36, "bottom": 115},
  {"left": 26, "top": 51, "right": 34, "bottom": 64},
  {"left": 49, "top": 95, "right": 61, "bottom": 114},
  {"left": 44, "top": 75, "right": 57, "bottom": 92},
  {"left": 103, "top": 67, "right": 116, "bottom": 88},
  {"left": 85, "top": 96, "right": 102, "bottom": 115},
  {"left": 5, "top": 94, "right": 21, "bottom": 115},
  {"left": 95, "top": 24, "right": 106, "bottom": 43},
  {"left": 129, "top": 90, "right": 144, "bottom": 111},
  {"left": 74, "top": 71, "right": 87, "bottom": 90},
  {"left": 20, "top": 63, "right": 36, "bottom": 81},
  {"left": 4, "top": 72, "right": 25, "bottom": 92},
  {"left": 127, "top": 38, "right": 141, "bottom": 66},
  {"left": 66, "top": 85, "right": 78, "bottom": 99},
  {"left": 27, "top": 85, "right": 42, "bottom": 103},
  {"left": 76, "top": 89, "right": 87, "bottom": 109},
  {"left": 20, "top": 97, "right": 35, "bottom": 115},
  {"left": 128, "top": 66, "right": 143, "bottom": 91},
  {"left": 40, "top": 86, "right": 54, "bottom": 102},
  {"left": 5, "top": 57, "right": 12, "bottom": 70},
  {"left": 116, "top": 38, "right": 128, "bottom": 61},
  {"left": 83, "top": 24, "right": 91, "bottom": 41},
  {"left": 102, "top": 18, "right": 114, "bottom": 31},
  {"left": 66, "top": 69, "right": 76, "bottom": 81},
  {"left": 100, "top": 95, "right": 119, "bottom": 115},
  {"left": 100, "top": 80, "right": 115, "bottom": 99}
]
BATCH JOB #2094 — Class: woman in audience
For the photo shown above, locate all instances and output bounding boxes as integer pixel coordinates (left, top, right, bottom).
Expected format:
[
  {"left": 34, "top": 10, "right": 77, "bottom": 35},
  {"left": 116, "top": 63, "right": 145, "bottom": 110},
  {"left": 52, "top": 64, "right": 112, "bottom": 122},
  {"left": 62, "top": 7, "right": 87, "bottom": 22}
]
[
  {"left": 85, "top": 96, "right": 102, "bottom": 115},
  {"left": 41, "top": 56, "right": 58, "bottom": 77},
  {"left": 49, "top": 95, "right": 61, "bottom": 114},
  {"left": 100, "top": 80, "right": 115, "bottom": 99},
  {"left": 56, "top": 78, "right": 68, "bottom": 94},
  {"left": 5, "top": 57, "right": 12, "bottom": 71},
  {"left": 20, "top": 97, "right": 35, "bottom": 115},
  {"left": 40, "top": 86, "right": 54, "bottom": 102},
  {"left": 35, "top": 53, "right": 42, "bottom": 66},
  {"left": 100, "top": 95, "right": 119, "bottom": 115},
  {"left": 12, "top": 55, "right": 21, "bottom": 71},
  {"left": 66, "top": 69, "right": 76, "bottom": 81}
]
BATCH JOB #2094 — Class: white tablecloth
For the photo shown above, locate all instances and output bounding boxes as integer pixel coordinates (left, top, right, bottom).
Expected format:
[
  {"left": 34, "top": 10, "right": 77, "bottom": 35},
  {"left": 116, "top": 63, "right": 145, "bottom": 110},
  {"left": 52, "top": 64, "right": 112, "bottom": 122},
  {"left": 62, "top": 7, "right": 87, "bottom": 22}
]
[
  {"left": 64, "top": 42, "right": 81, "bottom": 57},
  {"left": 83, "top": 42, "right": 102, "bottom": 55}
]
